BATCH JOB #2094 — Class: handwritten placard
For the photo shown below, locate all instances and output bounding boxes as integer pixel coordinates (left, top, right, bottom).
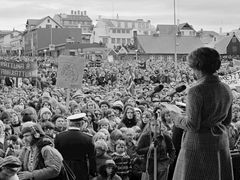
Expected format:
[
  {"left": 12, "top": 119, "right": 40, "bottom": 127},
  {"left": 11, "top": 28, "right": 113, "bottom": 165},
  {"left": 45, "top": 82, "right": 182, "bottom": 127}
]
[{"left": 56, "top": 55, "right": 86, "bottom": 89}]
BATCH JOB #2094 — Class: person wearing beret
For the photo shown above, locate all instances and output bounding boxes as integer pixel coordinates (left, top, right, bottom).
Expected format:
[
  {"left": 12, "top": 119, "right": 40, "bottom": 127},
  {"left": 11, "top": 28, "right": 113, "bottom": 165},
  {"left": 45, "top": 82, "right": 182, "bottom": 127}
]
[
  {"left": 170, "top": 47, "right": 234, "bottom": 180},
  {"left": 0, "top": 156, "right": 21, "bottom": 180},
  {"left": 54, "top": 113, "right": 97, "bottom": 180}
]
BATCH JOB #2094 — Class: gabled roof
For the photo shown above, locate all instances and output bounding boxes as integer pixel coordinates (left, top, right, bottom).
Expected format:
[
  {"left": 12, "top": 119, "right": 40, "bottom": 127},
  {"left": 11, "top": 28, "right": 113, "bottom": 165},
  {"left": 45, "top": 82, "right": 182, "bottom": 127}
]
[
  {"left": 178, "top": 23, "right": 195, "bottom": 31},
  {"left": 26, "top": 16, "right": 63, "bottom": 28},
  {"left": 156, "top": 25, "right": 177, "bottom": 35},
  {"left": 213, "top": 34, "right": 240, "bottom": 54},
  {"left": 137, "top": 35, "right": 204, "bottom": 54}
]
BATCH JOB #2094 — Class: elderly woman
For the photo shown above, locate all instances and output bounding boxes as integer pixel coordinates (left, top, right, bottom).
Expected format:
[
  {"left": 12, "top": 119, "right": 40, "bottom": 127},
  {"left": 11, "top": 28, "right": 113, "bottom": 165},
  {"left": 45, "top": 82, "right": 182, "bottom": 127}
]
[
  {"left": 170, "top": 47, "right": 234, "bottom": 180},
  {"left": 18, "top": 123, "right": 63, "bottom": 180}
]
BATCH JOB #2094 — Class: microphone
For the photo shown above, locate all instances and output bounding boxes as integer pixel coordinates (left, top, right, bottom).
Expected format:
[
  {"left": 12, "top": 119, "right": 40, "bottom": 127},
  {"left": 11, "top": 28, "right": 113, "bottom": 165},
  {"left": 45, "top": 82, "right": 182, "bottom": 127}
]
[
  {"left": 165, "top": 85, "right": 186, "bottom": 98},
  {"left": 149, "top": 84, "right": 164, "bottom": 97}
]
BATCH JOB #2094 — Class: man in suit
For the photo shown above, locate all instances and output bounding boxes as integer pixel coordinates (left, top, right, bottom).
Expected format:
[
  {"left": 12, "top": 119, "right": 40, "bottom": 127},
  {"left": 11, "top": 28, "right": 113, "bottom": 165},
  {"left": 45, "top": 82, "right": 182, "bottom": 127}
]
[{"left": 54, "top": 113, "right": 97, "bottom": 180}]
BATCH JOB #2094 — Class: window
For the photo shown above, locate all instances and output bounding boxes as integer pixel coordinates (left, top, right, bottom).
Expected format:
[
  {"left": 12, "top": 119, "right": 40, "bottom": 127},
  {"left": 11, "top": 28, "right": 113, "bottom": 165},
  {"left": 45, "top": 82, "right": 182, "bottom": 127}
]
[
  {"left": 127, "top": 38, "right": 131, "bottom": 44},
  {"left": 69, "top": 21, "right": 72, "bottom": 24},
  {"left": 122, "top": 29, "right": 125, "bottom": 33},
  {"left": 125, "top": 22, "right": 128, "bottom": 28},
  {"left": 138, "top": 23, "right": 141, "bottom": 28},
  {"left": 55, "top": 26, "right": 58, "bottom": 28},
  {"left": 46, "top": 24, "right": 52, "bottom": 29},
  {"left": 117, "top": 38, "right": 121, "bottom": 44},
  {"left": 112, "top": 29, "right": 116, "bottom": 33},
  {"left": 122, "top": 38, "right": 126, "bottom": 44},
  {"left": 126, "top": 29, "right": 130, "bottom": 34},
  {"left": 181, "top": 31, "right": 184, "bottom": 36},
  {"left": 47, "top": 19, "right": 50, "bottom": 23},
  {"left": 111, "top": 38, "right": 115, "bottom": 44},
  {"left": 117, "top": 29, "right": 121, "bottom": 33}
]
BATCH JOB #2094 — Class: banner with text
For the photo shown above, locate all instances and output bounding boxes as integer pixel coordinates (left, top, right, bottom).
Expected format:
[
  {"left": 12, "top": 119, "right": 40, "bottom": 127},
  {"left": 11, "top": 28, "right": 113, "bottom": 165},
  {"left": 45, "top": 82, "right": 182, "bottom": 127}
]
[
  {"left": 0, "top": 60, "right": 38, "bottom": 78},
  {"left": 56, "top": 55, "right": 86, "bottom": 89}
]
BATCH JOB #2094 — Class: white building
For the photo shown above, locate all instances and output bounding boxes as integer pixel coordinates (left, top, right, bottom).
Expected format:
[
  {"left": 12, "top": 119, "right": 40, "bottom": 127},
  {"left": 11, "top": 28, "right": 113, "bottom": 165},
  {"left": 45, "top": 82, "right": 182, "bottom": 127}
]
[
  {"left": 91, "top": 16, "right": 153, "bottom": 48},
  {"left": 0, "top": 30, "right": 23, "bottom": 55}
]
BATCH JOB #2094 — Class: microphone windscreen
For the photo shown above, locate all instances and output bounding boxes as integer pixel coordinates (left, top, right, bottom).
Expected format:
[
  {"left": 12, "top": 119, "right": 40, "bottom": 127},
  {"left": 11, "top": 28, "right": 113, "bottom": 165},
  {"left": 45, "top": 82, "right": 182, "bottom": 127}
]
[
  {"left": 175, "top": 85, "right": 186, "bottom": 93},
  {"left": 154, "top": 84, "right": 164, "bottom": 93}
]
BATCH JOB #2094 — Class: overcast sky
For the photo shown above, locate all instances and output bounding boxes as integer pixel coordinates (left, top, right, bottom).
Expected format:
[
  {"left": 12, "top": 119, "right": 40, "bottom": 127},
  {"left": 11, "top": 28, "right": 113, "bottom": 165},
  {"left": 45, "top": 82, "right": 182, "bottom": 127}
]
[{"left": 1, "top": 0, "right": 240, "bottom": 33}]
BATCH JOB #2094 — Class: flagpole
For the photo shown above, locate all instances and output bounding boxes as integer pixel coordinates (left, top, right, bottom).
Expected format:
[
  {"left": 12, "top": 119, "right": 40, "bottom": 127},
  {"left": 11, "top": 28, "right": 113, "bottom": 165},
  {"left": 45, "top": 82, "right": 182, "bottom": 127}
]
[{"left": 174, "top": 0, "right": 177, "bottom": 70}]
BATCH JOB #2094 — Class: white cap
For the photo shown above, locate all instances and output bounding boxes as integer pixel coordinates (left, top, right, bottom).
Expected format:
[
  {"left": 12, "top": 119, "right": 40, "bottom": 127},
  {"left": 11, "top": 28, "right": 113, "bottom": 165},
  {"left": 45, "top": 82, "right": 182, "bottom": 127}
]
[{"left": 67, "top": 113, "right": 87, "bottom": 121}]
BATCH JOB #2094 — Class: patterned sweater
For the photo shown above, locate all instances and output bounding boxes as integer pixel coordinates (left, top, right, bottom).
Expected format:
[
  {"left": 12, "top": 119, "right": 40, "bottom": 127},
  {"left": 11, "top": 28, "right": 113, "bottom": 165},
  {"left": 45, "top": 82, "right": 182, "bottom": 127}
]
[{"left": 112, "top": 152, "right": 131, "bottom": 179}]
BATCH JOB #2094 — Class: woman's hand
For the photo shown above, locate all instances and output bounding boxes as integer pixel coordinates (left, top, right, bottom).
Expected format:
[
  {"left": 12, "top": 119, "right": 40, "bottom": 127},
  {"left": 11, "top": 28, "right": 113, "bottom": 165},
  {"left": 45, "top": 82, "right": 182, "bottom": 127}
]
[{"left": 18, "top": 171, "right": 33, "bottom": 180}]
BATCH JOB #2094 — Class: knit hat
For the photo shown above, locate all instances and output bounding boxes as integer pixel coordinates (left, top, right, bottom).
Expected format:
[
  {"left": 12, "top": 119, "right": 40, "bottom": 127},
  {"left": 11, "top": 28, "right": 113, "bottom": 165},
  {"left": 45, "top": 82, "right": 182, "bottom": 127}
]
[
  {"left": 41, "top": 91, "right": 51, "bottom": 101},
  {"left": 95, "top": 140, "right": 108, "bottom": 152},
  {"left": 72, "top": 90, "right": 84, "bottom": 99},
  {"left": 0, "top": 156, "right": 21, "bottom": 168},
  {"left": 112, "top": 101, "right": 124, "bottom": 112},
  {"left": 105, "top": 159, "right": 116, "bottom": 167},
  {"left": 21, "top": 123, "right": 45, "bottom": 137},
  {"left": 40, "top": 107, "right": 52, "bottom": 117}
]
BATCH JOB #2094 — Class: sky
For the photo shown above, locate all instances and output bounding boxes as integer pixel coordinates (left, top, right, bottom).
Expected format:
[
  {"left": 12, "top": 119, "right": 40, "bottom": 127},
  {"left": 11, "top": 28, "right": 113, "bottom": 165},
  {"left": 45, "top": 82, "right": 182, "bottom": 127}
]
[{"left": 0, "top": 0, "right": 240, "bottom": 33}]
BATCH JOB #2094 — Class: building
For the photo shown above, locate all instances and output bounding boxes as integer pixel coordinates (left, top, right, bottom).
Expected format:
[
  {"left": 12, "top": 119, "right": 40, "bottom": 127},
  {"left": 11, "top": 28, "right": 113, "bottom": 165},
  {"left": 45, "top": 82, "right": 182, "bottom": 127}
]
[
  {"left": 0, "top": 30, "right": 23, "bottom": 55},
  {"left": 91, "top": 16, "right": 154, "bottom": 48},
  {"left": 23, "top": 28, "right": 82, "bottom": 56},
  {"left": 53, "top": 10, "right": 93, "bottom": 43},
  {"left": 117, "top": 32, "right": 204, "bottom": 61},
  {"left": 207, "top": 33, "right": 240, "bottom": 55},
  {"left": 26, "top": 16, "right": 63, "bottom": 31},
  {"left": 198, "top": 29, "right": 219, "bottom": 45},
  {"left": 156, "top": 22, "right": 196, "bottom": 36}
]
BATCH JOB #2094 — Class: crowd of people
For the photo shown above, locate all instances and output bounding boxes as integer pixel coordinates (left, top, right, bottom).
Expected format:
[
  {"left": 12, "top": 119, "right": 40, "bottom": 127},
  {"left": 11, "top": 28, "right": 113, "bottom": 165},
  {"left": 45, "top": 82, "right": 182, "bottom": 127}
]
[{"left": 0, "top": 49, "right": 239, "bottom": 180}]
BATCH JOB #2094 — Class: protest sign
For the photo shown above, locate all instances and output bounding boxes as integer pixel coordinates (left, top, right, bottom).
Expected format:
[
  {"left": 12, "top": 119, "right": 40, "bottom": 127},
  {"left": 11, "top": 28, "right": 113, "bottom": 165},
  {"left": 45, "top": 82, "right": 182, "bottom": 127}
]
[
  {"left": 56, "top": 55, "right": 86, "bottom": 89},
  {"left": 0, "top": 60, "right": 37, "bottom": 78},
  {"left": 233, "top": 59, "right": 240, "bottom": 67}
]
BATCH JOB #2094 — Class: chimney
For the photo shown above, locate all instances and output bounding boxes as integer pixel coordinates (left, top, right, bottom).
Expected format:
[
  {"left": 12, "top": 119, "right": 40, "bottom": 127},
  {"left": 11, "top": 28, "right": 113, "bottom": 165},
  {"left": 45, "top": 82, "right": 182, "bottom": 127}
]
[
  {"left": 78, "top": 10, "right": 80, "bottom": 15},
  {"left": 71, "top": 10, "right": 74, "bottom": 15},
  {"left": 84, "top": 11, "right": 87, "bottom": 16}
]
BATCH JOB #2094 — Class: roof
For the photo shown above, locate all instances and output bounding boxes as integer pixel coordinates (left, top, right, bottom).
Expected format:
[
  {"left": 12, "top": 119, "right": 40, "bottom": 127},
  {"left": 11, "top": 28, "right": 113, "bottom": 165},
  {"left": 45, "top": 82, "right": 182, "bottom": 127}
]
[
  {"left": 60, "top": 15, "right": 92, "bottom": 22},
  {"left": 26, "top": 16, "right": 63, "bottom": 28},
  {"left": 156, "top": 25, "right": 177, "bottom": 35},
  {"left": 213, "top": 34, "right": 240, "bottom": 54},
  {"left": 137, "top": 35, "right": 204, "bottom": 54},
  {"left": 178, "top": 23, "right": 194, "bottom": 31}
]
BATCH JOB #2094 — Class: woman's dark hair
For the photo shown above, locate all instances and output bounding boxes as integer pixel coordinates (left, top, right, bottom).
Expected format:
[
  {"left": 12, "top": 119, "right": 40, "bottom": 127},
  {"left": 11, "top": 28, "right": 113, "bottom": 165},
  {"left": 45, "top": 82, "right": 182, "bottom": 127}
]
[
  {"left": 98, "top": 164, "right": 117, "bottom": 178},
  {"left": 187, "top": 47, "right": 221, "bottom": 74},
  {"left": 121, "top": 107, "right": 137, "bottom": 128}
]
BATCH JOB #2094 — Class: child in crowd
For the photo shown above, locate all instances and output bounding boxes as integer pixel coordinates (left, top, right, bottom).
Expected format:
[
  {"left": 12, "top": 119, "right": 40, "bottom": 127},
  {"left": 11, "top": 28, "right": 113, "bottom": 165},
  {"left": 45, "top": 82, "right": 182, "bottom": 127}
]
[
  {"left": 93, "top": 132, "right": 108, "bottom": 144},
  {"left": 98, "top": 118, "right": 111, "bottom": 131},
  {"left": 112, "top": 140, "right": 131, "bottom": 180},
  {"left": 95, "top": 140, "right": 112, "bottom": 173},
  {"left": 93, "top": 159, "right": 122, "bottom": 180}
]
